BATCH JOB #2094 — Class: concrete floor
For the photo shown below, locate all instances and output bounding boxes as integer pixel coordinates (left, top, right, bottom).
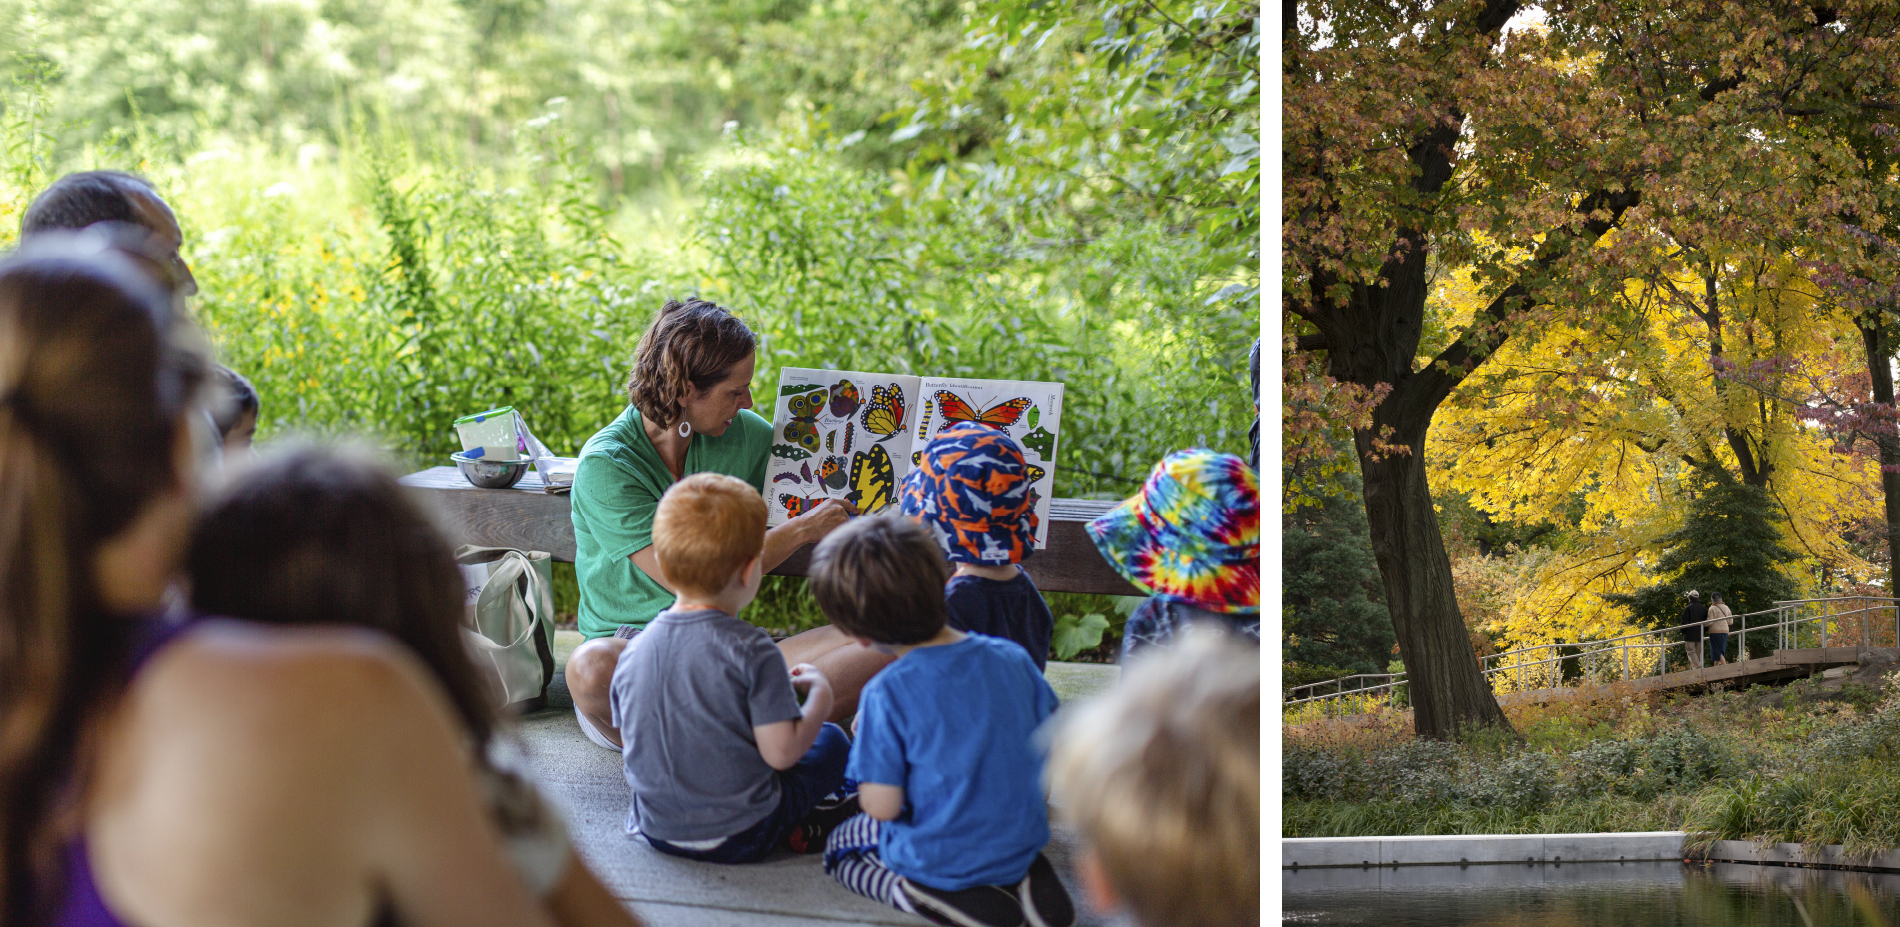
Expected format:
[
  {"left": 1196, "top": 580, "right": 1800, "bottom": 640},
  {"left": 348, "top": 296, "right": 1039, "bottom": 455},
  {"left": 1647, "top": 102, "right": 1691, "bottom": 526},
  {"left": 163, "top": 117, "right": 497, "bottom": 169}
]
[{"left": 521, "top": 630, "right": 1123, "bottom": 927}]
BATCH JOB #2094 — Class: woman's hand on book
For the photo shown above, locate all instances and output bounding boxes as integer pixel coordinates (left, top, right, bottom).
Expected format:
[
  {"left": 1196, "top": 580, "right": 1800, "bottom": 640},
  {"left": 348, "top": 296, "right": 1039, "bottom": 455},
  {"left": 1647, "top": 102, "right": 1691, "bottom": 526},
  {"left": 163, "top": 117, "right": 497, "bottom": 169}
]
[{"left": 791, "top": 498, "right": 853, "bottom": 544}]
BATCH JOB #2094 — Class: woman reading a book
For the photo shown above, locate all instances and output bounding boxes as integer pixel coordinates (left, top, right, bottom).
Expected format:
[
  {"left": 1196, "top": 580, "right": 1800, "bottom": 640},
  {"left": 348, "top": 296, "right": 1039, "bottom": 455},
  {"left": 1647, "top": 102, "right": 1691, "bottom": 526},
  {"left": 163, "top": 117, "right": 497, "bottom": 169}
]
[{"left": 563, "top": 297, "right": 892, "bottom": 750}]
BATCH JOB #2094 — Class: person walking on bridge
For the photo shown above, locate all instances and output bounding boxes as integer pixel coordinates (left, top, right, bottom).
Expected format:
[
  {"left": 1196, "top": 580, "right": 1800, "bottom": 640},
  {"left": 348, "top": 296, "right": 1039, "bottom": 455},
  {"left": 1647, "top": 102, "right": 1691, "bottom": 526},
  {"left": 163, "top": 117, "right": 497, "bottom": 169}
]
[
  {"left": 1706, "top": 593, "right": 1734, "bottom": 666},
  {"left": 1681, "top": 591, "right": 1709, "bottom": 670}
]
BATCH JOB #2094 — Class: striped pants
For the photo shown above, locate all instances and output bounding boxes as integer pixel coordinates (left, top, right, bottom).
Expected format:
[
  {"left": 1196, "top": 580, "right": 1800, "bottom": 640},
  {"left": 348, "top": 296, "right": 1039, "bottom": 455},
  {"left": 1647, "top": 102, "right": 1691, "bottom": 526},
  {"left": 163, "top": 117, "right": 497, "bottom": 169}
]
[{"left": 823, "top": 813, "right": 921, "bottom": 914}]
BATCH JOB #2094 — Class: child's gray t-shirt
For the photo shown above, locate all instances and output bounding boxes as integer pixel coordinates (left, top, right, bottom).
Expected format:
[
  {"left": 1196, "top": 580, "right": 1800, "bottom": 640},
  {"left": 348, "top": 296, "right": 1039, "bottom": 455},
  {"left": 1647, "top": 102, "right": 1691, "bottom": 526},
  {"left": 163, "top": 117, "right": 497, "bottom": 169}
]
[{"left": 608, "top": 607, "right": 804, "bottom": 842}]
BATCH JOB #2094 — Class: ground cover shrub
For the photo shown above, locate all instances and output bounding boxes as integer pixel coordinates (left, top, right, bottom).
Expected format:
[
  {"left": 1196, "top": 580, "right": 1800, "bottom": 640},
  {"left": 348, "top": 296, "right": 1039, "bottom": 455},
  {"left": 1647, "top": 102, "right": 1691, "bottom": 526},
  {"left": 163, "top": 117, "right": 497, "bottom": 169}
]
[
  {"left": 1286, "top": 722, "right": 1733, "bottom": 821},
  {"left": 1282, "top": 680, "right": 1900, "bottom": 847},
  {"left": 1283, "top": 793, "right": 1693, "bottom": 839}
]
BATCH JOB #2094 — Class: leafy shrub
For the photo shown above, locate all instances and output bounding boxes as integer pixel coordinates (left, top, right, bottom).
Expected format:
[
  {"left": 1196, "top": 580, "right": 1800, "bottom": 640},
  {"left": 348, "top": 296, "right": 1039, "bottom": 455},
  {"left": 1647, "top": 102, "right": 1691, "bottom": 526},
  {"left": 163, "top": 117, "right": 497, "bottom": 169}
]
[
  {"left": 1288, "top": 670, "right": 1900, "bottom": 850},
  {"left": 1051, "top": 612, "right": 1109, "bottom": 661},
  {"left": 1453, "top": 750, "right": 1557, "bottom": 813},
  {"left": 1641, "top": 729, "right": 1740, "bottom": 794},
  {"left": 1282, "top": 744, "right": 1368, "bottom": 804},
  {"left": 1561, "top": 737, "right": 1646, "bottom": 800}
]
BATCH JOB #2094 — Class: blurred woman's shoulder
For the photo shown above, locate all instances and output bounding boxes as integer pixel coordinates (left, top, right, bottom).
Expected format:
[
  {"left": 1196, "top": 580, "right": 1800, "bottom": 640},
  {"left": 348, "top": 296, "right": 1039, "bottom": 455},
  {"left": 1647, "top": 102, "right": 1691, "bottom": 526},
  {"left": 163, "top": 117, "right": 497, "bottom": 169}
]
[{"left": 130, "top": 619, "right": 460, "bottom": 750}]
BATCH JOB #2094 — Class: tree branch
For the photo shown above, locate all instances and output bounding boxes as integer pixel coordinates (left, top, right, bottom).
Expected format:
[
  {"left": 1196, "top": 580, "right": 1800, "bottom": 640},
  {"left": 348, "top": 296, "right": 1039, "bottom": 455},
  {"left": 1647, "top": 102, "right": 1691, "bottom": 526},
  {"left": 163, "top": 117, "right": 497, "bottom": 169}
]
[{"left": 1406, "top": 188, "right": 1643, "bottom": 419}]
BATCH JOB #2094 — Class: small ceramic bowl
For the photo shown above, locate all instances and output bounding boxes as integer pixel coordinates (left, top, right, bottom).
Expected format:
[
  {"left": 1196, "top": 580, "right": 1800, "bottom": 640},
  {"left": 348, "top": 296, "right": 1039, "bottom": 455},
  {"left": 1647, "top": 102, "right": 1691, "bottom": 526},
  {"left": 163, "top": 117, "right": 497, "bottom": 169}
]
[{"left": 452, "top": 450, "right": 530, "bottom": 489}]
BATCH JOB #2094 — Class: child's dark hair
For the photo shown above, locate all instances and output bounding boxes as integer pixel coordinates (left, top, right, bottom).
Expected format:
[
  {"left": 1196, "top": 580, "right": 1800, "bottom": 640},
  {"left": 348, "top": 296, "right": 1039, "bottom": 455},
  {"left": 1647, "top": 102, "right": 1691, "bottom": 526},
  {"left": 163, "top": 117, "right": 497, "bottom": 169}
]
[
  {"left": 210, "top": 363, "right": 259, "bottom": 437},
  {"left": 187, "top": 444, "right": 496, "bottom": 746},
  {"left": 808, "top": 514, "right": 949, "bottom": 645}
]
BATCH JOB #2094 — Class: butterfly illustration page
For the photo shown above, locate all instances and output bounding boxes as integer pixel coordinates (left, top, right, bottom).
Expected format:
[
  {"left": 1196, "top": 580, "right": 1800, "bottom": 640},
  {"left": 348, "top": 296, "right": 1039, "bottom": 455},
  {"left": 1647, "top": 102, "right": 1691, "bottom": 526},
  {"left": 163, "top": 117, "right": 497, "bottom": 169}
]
[
  {"left": 764, "top": 367, "right": 922, "bottom": 527},
  {"left": 915, "top": 376, "right": 1064, "bottom": 547}
]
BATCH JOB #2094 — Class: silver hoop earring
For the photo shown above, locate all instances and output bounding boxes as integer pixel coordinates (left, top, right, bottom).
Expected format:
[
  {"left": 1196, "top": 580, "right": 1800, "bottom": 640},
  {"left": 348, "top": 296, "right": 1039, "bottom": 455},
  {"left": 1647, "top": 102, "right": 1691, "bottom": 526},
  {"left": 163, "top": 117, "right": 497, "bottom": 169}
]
[{"left": 678, "top": 420, "right": 692, "bottom": 438}]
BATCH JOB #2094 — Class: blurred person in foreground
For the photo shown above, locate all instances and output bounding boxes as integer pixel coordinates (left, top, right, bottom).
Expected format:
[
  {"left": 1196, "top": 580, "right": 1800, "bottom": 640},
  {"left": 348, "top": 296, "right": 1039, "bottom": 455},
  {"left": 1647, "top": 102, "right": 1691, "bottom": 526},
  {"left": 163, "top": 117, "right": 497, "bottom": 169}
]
[
  {"left": 189, "top": 445, "right": 641, "bottom": 927},
  {"left": 0, "top": 234, "right": 555, "bottom": 927},
  {"left": 1046, "top": 627, "right": 1260, "bottom": 927}
]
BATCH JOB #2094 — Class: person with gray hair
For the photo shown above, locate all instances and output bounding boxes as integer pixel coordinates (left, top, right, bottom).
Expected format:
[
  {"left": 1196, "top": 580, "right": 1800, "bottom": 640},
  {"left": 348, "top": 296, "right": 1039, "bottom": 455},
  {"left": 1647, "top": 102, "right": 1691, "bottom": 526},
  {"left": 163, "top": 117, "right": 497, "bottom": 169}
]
[
  {"left": 22, "top": 172, "right": 265, "bottom": 465},
  {"left": 1680, "top": 590, "right": 1709, "bottom": 669},
  {"left": 21, "top": 170, "right": 197, "bottom": 296}
]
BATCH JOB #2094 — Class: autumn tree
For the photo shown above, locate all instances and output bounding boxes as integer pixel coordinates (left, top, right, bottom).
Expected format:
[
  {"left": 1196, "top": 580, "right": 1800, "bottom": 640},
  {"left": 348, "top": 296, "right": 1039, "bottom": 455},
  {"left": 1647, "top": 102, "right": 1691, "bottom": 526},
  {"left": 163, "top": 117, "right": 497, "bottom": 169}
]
[
  {"left": 1431, "top": 245, "right": 1882, "bottom": 651},
  {"left": 1805, "top": 108, "right": 1900, "bottom": 594},
  {"left": 1285, "top": 0, "right": 1900, "bottom": 738},
  {"left": 1609, "top": 475, "right": 1802, "bottom": 628}
]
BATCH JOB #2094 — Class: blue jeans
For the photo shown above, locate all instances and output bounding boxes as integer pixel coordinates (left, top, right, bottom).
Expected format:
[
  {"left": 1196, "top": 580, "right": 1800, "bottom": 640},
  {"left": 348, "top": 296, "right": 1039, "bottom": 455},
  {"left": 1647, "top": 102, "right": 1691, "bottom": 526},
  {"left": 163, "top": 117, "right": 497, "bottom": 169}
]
[
  {"left": 1709, "top": 633, "right": 1729, "bottom": 662},
  {"left": 646, "top": 722, "right": 851, "bottom": 864}
]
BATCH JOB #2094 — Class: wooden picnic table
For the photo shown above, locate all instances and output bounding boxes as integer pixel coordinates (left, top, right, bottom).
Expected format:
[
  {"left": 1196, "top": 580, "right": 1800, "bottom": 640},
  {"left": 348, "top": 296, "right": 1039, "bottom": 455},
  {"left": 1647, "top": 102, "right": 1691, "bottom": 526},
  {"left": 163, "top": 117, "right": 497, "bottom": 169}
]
[{"left": 399, "top": 467, "right": 1144, "bottom": 597}]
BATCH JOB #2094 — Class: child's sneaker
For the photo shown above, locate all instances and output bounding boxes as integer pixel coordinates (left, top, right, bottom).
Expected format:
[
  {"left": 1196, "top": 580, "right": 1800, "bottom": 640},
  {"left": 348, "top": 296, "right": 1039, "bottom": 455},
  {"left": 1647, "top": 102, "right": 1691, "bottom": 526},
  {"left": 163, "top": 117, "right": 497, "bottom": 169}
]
[
  {"left": 899, "top": 878, "right": 1026, "bottom": 927},
  {"left": 1015, "top": 853, "right": 1075, "bottom": 927},
  {"left": 781, "top": 792, "right": 861, "bottom": 854}
]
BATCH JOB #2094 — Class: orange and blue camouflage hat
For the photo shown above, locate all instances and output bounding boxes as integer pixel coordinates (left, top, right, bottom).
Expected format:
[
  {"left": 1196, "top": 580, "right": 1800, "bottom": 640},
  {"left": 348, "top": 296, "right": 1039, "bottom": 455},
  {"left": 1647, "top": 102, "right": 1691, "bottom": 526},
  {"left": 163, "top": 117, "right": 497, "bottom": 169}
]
[{"left": 899, "top": 422, "right": 1039, "bottom": 564}]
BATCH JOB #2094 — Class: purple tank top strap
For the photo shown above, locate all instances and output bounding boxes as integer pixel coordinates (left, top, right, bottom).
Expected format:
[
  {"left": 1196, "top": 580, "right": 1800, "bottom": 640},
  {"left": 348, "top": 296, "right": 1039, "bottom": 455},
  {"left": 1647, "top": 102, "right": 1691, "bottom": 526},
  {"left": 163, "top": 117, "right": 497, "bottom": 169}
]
[
  {"left": 51, "top": 609, "right": 200, "bottom": 927},
  {"left": 126, "top": 606, "right": 198, "bottom": 675},
  {"left": 51, "top": 840, "right": 121, "bottom": 927}
]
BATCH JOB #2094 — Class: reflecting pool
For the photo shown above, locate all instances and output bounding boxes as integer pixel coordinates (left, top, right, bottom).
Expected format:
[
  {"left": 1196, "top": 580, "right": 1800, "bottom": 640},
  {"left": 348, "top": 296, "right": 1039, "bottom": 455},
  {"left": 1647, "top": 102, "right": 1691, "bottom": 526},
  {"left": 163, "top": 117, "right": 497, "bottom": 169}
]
[{"left": 1284, "top": 860, "right": 1900, "bottom": 925}]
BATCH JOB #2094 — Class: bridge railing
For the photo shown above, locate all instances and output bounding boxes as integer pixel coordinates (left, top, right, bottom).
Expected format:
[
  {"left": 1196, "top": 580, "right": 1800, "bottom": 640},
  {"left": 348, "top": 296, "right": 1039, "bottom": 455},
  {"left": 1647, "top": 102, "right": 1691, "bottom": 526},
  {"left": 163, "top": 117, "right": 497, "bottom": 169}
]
[{"left": 1284, "top": 597, "right": 1899, "bottom": 717}]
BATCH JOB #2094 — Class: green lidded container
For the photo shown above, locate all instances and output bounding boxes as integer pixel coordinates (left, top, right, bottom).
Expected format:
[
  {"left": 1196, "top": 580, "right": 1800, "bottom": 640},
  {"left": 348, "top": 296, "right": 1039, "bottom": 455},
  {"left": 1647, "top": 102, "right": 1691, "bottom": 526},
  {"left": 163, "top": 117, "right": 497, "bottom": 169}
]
[{"left": 453, "top": 406, "right": 521, "bottom": 460}]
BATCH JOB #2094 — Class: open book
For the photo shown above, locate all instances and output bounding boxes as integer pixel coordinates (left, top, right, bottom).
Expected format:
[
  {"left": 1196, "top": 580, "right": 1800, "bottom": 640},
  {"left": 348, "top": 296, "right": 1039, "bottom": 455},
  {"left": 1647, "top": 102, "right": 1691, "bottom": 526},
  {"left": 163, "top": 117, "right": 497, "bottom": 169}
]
[{"left": 763, "top": 368, "right": 1064, "bottom": 546}]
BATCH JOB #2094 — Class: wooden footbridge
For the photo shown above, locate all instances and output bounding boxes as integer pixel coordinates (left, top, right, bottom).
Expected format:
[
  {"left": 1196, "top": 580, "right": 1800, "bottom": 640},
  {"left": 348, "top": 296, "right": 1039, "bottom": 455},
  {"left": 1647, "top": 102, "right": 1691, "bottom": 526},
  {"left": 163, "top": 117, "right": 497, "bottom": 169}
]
[{"left": 1285, "top": 597, "right": 1900, "bottom": 715}]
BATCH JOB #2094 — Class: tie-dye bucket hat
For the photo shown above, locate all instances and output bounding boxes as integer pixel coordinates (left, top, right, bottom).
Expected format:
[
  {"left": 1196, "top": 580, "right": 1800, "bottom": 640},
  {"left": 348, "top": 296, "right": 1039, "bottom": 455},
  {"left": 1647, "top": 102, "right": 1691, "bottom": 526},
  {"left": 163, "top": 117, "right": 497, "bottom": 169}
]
[
  {"left": 899, "top": 422, "right": 1039, "bottom": 564},
  {"left": 1087, "top": 450, "right": 1259, "bottom": 615}
]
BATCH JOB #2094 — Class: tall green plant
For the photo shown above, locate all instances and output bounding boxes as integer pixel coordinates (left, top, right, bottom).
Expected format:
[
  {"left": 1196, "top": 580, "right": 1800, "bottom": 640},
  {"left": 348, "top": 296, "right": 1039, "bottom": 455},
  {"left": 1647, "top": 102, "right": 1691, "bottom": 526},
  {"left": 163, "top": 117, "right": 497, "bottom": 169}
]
[{"left": 697, "top": 129, "right": 1251, "bottom": 496}]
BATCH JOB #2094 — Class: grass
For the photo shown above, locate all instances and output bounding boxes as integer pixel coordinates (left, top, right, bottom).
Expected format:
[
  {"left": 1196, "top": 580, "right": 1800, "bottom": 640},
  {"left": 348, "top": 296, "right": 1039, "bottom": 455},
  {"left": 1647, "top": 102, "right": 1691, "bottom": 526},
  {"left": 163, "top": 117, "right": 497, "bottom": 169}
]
[{"left": 1284, "top": 665, "right": 1900, "bottom": 856}]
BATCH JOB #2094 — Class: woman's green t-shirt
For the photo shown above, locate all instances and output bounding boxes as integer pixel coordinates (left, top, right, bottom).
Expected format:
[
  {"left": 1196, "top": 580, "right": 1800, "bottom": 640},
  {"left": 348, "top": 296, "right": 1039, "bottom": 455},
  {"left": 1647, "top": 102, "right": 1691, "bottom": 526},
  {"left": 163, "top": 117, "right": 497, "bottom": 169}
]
[{"left": 570, "top": 404, "right": 772, "bottom": 639}]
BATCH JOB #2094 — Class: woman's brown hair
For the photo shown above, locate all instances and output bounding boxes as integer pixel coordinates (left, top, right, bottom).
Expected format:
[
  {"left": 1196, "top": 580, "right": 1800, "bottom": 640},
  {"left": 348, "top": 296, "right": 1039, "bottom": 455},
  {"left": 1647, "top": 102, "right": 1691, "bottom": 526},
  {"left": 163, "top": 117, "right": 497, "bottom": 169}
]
[
  {"left": 0, "top": 236, "right": 206, "bottom": 927},
  {"left": 186, "top": 445, "right": 497, "bottom": 748},
  {"left": 623, "top": 297, "right": 756, "bottom": 428}
]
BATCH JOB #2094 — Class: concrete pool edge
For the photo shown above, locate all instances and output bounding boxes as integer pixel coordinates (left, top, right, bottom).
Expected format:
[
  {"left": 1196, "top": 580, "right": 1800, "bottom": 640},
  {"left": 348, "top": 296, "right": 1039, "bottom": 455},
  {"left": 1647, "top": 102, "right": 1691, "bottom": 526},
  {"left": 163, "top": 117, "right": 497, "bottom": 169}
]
[
  {"left": 1282, "top": 833, "right": 1687, "bottom": 869},
  {"left": 1285, "top": 833, "right": 1900, "bottom": 875},
  {"left": 1697, "top": 839, "right": 1900, "bottom": 873}
]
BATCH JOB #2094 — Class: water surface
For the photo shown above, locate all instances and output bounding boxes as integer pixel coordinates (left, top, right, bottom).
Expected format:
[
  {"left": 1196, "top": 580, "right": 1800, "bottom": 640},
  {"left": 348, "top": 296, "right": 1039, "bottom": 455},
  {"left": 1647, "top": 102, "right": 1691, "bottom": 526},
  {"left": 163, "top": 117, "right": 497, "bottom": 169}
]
[{"left": 1284, "top": 860, "right": 1900, "bottom": 925}]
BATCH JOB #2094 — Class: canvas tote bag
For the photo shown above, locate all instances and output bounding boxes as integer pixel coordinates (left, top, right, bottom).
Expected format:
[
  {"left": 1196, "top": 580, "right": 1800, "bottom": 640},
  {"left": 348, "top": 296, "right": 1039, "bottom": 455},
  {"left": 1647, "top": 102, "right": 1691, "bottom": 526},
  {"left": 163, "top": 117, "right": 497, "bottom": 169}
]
[{"left": 456, "top": 545, "right": 558, "bottom": 713}]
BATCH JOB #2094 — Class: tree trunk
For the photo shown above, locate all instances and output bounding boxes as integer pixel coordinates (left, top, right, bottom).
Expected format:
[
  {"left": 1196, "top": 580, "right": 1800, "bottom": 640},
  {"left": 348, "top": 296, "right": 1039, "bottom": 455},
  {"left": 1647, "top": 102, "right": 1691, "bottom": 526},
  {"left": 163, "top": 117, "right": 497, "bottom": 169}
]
[
  {"left": 1858, "top": 314, "right": 1900, "bottom": 596},
  {"left": 1357, "top": 410, "right": 1510, "bottom": 738}
]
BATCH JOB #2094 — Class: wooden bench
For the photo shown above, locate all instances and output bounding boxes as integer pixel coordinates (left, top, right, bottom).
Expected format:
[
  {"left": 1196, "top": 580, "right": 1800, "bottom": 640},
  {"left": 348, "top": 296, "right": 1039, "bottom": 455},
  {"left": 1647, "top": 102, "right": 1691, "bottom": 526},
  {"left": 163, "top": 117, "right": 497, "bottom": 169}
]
[{"left": 399, "top": 467, "right": 1144, "bottom": 597}]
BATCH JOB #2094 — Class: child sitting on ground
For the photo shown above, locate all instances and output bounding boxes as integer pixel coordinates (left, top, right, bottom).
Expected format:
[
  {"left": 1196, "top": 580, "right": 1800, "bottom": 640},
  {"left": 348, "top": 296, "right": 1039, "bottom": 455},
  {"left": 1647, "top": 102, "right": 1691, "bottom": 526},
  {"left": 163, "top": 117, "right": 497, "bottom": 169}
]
[
  {"left": 611, "top": 472, "right": 855, "bottom": 862},
  {"left": 187, "top": 444, "right": 641, "bottom": 926},
  {"left": 813, "top": 514, "right": 1074, "bottom": 927},
  {"left": 899, "top": 422, "right": 1058, "bottom": 669},
  {"left": 1046, "top": 626, "right": 1259, "bottom": 927}
]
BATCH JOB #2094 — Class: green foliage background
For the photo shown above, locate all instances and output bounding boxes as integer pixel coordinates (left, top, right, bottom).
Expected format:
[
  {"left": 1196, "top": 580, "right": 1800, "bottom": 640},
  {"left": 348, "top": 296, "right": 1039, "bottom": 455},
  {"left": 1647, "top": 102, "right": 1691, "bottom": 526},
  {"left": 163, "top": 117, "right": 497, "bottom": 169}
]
[
  {"left": 0, "top": 0, "right": 1259, "bottom": 639},
  {"left": 1283, "top": 464, "right": 1393, "bottom": 677}
]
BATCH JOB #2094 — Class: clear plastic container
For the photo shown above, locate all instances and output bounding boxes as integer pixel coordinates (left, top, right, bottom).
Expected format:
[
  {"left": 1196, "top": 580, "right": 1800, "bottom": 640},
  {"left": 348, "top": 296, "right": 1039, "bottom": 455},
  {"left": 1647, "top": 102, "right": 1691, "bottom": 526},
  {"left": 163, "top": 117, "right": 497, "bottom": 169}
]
[{"left": 453, "top": 407, "right": 522, "bottom": 460}]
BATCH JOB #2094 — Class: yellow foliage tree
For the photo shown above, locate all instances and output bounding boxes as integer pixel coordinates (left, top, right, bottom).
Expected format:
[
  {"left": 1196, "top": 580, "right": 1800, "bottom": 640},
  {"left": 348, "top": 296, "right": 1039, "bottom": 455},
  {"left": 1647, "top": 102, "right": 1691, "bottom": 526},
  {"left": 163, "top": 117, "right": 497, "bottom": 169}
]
[{"left": 1431, "top": 243, "right": 1882, "bottom": 652}]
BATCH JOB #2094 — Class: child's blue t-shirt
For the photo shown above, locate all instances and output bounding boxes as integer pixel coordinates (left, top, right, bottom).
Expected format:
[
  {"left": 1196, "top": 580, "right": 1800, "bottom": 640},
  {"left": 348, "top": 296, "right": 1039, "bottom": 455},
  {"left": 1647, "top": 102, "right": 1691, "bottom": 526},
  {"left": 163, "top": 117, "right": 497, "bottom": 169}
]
[
  {"left": 846, "top": 633, "right": 1060, "bottom": 891},
  {"left": 944, "top": 569, "right": 1055, "bottom": 670}
]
